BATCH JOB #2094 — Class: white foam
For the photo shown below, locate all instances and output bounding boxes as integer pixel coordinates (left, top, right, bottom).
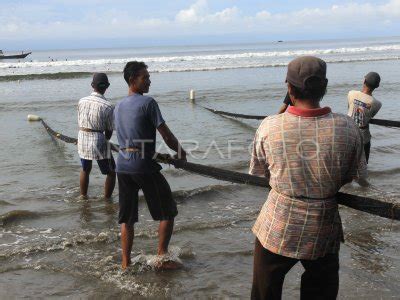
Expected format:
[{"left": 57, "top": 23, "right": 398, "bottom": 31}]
[
  {"left": 0, "top": 44, "right": 399, "bottom": 78},
  {"left": 1, "top": 44, "right": 400, "bottom": 71}
]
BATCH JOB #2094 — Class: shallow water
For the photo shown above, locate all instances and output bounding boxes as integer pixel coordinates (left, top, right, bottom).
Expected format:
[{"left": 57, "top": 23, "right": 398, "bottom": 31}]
[{"left": 1, "top": 38, "right": 400, "bottom": 298}]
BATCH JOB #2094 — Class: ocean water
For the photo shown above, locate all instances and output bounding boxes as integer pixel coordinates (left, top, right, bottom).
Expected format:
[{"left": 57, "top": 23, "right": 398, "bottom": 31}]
[{"left": 1, "top": 37, "right": 400, "bottom": 298}]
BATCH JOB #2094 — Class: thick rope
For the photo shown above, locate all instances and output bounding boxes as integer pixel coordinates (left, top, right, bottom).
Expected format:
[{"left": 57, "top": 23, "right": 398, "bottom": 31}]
[
  {"left": 201, "top": 106, "right": 265, "bottom": 120},
  {"left": 369, "top": 118, "right": 400, "bottom": 128},
  {"left": 41, "top": 120, "right": 120, "bottom": 152},
  {"left": 201, "top": 106, "right": 400, "bottom": 128},
  {"left": 40, "top": 120, "right": 400, "bottom": 221}
]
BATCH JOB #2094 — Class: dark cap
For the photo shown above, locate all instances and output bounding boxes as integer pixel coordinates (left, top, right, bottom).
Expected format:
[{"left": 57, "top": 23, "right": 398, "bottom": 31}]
[
  {"left": 364, "top": 72, "right": 380, "bottom": 88},
  {"left": 92, "top": 73, "right": 110, "bottom": 89},
  {"left": 286, "top": 56, "right": 327, "bottom": 90}
]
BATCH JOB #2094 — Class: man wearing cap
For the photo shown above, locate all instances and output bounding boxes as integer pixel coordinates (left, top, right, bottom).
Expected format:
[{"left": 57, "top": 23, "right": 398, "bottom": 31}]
[
  {"left": 77, "top": 73, "right": 116, "bottom": 199},
  {"left": 347, "top": 72, "right": 382, "bottom": 163},
  {"left": 250, "top": 56, "right": 367, "bottom": 299}
]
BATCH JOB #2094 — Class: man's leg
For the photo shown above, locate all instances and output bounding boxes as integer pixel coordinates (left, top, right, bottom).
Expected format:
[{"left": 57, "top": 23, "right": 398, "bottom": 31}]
[
  {"left": 98, "top": 157, "right": 116, "bottom": 199},
  {"left": 300, "top": 252, "right": 339, "bottom": 300},
  {"left": 121, "top": 223, "right": 134, "bottom": 269},
  {"left": 80, "top": 159, "right": 92, "bottom": 198},
  {"left": 139, "top": 172, "right": 178, "bottom": 256},
  {"left": 251, "top": 238, "right": 298, "bottom": 300},
  {"left": 158, "top": 219, "right": 174, "bottom": 255},
  {"left": 104, "top": 171, "right": 116, "bottom": 199},
  {"left": 117, "top": 173, "right": 139, "bottom": 269},
  {"left": 364, "top": 142, "right": 371, "bottom": 164}
]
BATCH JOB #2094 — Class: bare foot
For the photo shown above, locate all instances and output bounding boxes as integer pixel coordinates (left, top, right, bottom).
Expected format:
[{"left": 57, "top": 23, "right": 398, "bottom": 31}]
[
  {"left": 121, "top": 259, "right": 131, "bottom": 270},
  {"left": 155, "top": 260, "right": 183, "bottom": 271}
]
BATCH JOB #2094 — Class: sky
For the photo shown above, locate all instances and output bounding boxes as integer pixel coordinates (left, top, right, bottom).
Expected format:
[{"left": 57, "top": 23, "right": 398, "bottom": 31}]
[{"left": 1, "top": 0, "right": 400, "bottom": 50}]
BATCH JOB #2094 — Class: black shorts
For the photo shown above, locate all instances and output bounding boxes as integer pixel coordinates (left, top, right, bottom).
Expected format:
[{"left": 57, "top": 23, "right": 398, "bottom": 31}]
[
  {"left": 80, "top": 157, "right": 115, "bottom": 175},
  {"left": 117, "top": 172, "right": 178, "bottom": 225}
]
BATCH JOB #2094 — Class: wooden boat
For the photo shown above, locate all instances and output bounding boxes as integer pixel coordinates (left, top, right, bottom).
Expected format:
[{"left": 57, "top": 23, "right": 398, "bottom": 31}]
[{"left": 0, "top": 50, "right": 31, "bottom": 59}]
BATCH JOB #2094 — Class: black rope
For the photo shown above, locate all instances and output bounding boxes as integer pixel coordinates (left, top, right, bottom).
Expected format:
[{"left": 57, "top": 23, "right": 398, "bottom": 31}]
[
  {"left": 40, "top": 120, "right": 400, "bottom": 221},
  {"left": 201, "top": 106, "right": 400, "bottom": 128},
  {"left": 156, "top": 154, "right": 400, "bottom": 221},
  {"left": 41, "top": 120, "right": 78, "bottom": 144},
  {"left": 41, "top": 120, "right": 120, "bottom": 152},
  {"left": 201, "top": 106, "right": 265, "bottom": 120},
  {"left": 369, "top": 118, "right": 400, "bottom": 128}
]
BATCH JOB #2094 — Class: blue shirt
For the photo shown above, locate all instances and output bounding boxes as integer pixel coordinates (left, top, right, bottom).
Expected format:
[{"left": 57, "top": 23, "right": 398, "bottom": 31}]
[{"left": 114, "top": 93, "right": 165, "bottom": 174}]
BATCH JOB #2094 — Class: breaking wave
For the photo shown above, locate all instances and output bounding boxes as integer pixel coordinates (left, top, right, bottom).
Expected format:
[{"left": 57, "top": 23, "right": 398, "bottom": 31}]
[
  {"left": 2, "top": 57, "right": 398, "bottom": 82},
  {"left": 0, "top": 72, "right": 93, "bottom": 82},
  {"left": 1, "top": 43, "right": 400, "bottom": 81},
  {"left": 0, "top": 230, "right": 119, "bottom": 259}
]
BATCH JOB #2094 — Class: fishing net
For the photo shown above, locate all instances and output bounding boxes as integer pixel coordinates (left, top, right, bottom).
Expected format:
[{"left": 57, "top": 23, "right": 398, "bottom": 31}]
[
  {"left": 39, "top": 120, "right": 400, "bottom": 221},
  {"left": 200, "top": 106, "right": 400, "bottom": 128}
]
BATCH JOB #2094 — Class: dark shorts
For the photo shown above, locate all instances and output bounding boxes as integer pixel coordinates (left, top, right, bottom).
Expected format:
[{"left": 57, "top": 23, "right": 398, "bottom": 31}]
[
  {"left": 80, "top": 157, "right": 115, "bottom": 175},
  {"left": 117, "top": 172, "right": 178, "bottom": 225}
]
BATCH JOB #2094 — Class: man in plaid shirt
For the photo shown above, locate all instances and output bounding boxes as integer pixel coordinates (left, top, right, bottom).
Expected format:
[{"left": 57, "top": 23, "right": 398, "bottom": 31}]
[
  {"left": 250, "top": 56, "right": 368, "bottom": 300},
  {"left": 78, "top": 73, "right": 116, "bottom": 199}
]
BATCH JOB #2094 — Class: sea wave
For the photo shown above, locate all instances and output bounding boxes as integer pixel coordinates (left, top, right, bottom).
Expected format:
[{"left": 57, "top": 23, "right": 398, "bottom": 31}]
[
  {"left": 172, "top": 184, "right": 239, "bottom": 201},
  {"left": 0, "top": 200, "right": 13, "bottom": 206},
  {"left": 0, "top": 72, "right": 93, "bottom": 82},
  {"left": 369, "top": 167, "right": 400, "bottom": 176},
  {"left": 0, "top": 210, "right": 40, "bottom": 226},
  {"left": 1, "top": 44, "right": 400, "bottom": 70},
  {"left": 0, "top": 208, "right": 257, "bottom": 258},
  {"left": 1, "top": 56, "right": 399, "bottom": 81},
  {"left": 373, "top": 145, "right": 400, "bottom": 155},
  {"left": 0, "top": 229, "right": 119, "bottom": 259}
]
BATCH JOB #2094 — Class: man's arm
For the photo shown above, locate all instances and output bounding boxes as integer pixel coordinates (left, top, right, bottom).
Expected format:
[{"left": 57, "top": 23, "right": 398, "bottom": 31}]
[
  {"left": 347, "top": 91, "right": 354, "bottom": 113},
  {"left": 370, "top": 100, "right": 382, "bottom": 119},
  {"left": 104, "top": 106, "right": 114, "bottom": 140},
  {"left": 249, "top": 124, "right": 270, "bottom": 180},
  {"left": 278, "top": 93, "right": 291, "bottom": 114},
  {"left": 105, "top": 130, "right": 112, "bottom": 140},
  {"left": 278, "top": 103, "right": 288, "bottom": 114},
  {"left": 157, "top": 123, "right": 186, "bottom": 160}
]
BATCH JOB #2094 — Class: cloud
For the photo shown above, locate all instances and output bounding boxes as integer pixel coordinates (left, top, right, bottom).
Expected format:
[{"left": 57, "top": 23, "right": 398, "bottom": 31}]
[
  {"left": 175, "top": 0, "right": 208, "bottom": 23},
  {"left": 380, "top": 0, "right": 400, "bottom": 17},
  {"left": 255, "top": 11, "right": 272, "bottom": 20},
  {"left": 1, "top": 0, "right": 400, "bottom": 46},
  {"left": 210, "top": 7, "right": 239, "bottom": 23}
]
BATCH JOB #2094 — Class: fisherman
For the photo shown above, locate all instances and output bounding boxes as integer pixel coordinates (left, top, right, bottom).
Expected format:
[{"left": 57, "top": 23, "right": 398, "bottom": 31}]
[
  {"left": 250, "top": 56, "right": 368, "bottom": 299},
  {"left": 347, "top": 72, "right": 382, "bottom": 163},
  {"left": 77, "top": 73, "right": 116, "bottom": 199},
  {"left": 277, "top": 92, "right": 293, "bottom": 114},
  {"left": 114, "top": 61, "right": 187, "bottom": 269}
]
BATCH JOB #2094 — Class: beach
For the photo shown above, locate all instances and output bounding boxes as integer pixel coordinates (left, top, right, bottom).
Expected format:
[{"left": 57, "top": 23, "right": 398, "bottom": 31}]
[{"left": 1, "top": 36, "right": 400, "bottom": 298}]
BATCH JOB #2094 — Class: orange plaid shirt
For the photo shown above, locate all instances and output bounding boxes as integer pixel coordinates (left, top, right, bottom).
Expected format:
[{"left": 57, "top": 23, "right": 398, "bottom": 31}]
[{"left": 250, "top": 106, "right": 367, "bottom": 260}]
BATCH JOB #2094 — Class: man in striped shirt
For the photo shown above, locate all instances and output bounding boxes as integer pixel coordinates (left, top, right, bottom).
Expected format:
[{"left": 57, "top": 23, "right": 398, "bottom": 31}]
[
  {"left": 77, "top": 73, "right": 116, "bottom": 199},
  {"left": 250, "top": 56, "right": 368, "bottom": 299}
]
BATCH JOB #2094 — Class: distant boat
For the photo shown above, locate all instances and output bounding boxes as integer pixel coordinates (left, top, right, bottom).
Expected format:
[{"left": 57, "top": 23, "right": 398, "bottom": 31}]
[{"left": 0, "top": 50, "right": 32, "bottom": 60}]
